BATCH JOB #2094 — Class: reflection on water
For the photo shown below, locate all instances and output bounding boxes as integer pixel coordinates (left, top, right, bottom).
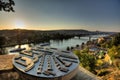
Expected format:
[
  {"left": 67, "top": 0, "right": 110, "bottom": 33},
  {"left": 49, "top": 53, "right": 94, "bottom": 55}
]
[
  {"left": 15, "top": 44, "right": 31, "bottom": 50},
  {"left": 8, "top": 44, "right": 32, "bottom": 55},
  {"left": 50, "top": 37, "right": 88, "bottom": 50}
]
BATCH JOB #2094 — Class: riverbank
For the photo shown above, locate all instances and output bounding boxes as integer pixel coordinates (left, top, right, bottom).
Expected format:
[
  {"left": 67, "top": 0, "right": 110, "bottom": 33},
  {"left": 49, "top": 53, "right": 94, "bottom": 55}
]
[{"left": 0, "top": 55, "right": 100, "bottom": 80}]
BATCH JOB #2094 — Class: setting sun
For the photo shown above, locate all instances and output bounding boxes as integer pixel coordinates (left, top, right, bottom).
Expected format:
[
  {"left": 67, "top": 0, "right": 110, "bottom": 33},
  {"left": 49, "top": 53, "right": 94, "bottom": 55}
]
[{"left": 15, "top": 20, "right": 25, "bottom": 29}]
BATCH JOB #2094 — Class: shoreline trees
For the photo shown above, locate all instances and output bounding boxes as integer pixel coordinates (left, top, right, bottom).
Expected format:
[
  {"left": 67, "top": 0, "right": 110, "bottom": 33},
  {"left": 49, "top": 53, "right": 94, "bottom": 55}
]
[{"left": 0, "top": 36, "right": 7, "bottom": 54}]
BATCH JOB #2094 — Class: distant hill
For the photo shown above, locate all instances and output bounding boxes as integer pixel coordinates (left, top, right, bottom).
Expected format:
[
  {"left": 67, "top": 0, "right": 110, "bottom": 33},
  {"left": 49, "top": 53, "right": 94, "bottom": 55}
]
[
  {"left": 49, "top": 29, "right": 91, "bottom": 34},
  {"left": 0, "top": 29, "right": 114, "bottom": 37}
]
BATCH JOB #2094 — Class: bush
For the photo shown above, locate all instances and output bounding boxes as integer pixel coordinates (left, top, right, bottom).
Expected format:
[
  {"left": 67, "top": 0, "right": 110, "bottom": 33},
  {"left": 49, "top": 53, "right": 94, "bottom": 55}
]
[
  {"left": 76, "top": 44, "right": 79, "bottom": 48},
  {"left": 66, "top": 47, "right": 70, "bottom": 51},
  {"left": 81, "top": 47, "right": 89, "bottom": 53},
  {"left": 97, "top": 70, "right": 110, "bottom": 76},
  {"left": 74, "top": 50, "right": 96, "bottom": 72},
  {"left": 108, "top": 46, "right": 119, "bottom": 61}
]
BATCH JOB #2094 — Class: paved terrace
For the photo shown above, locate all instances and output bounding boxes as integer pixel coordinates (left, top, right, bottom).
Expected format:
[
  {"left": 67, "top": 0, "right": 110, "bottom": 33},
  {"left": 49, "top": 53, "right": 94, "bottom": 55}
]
[{"left": 0, "top": 55, "right": 101, "bottom": 80}]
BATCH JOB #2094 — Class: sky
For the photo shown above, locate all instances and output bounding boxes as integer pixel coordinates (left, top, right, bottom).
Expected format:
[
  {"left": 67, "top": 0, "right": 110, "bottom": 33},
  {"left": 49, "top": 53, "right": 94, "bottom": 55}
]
[{"left": 0, "top": 0, "right": 120, "bottom": 32}]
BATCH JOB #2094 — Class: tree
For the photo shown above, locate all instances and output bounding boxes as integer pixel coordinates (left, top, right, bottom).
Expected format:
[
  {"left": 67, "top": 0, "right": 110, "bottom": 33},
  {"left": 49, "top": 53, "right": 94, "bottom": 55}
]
[
  {"left": 74, "top": 50, "right": 96, "bottom": 73},
  {"left": 76, "top": 44, "right": 79, "bottom": 48},
  {"left": 112, "top": 33, "right": 120, "bottom": 46},
  {"left": 108, "top": 45, "right": 120, "bottom": 60},
  {"left": 66, "top": 46, "right": 70, "bottom": 51},
  {"left": 81, "top": 42, "right": 85, "bottom": 49},
  {"left": 71, "top": 46, "right": 74, "bottom": 50},
  {"left": 0, "top": 36, "right": 6, "bottom": 54},
  {"left": 0, "top": 0, "right": 15, "bottom": 12}
]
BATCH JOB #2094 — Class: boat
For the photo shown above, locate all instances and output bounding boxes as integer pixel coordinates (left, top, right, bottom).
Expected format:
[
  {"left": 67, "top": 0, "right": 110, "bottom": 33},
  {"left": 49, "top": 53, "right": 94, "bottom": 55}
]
[{"left": 10, "top": 48, "right": 26, "bottom": 52}]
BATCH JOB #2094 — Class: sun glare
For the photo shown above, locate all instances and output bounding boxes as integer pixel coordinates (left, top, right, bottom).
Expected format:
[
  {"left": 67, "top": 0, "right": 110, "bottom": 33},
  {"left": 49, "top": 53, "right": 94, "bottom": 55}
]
[{"left": 15, "top": 20, "right": 25, "bottom": 29}]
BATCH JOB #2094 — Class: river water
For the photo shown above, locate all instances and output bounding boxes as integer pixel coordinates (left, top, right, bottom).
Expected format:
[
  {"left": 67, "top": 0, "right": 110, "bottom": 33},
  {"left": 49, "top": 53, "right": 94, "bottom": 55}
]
[
  {"left": 50, "top": 37, "right": 88, "bottom": 50},
  {"left": 6, "top": 35, "right": 107, "bottom": 55}
]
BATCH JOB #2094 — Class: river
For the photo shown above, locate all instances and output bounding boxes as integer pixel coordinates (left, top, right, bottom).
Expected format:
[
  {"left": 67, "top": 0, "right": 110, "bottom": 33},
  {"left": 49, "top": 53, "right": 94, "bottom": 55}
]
[{"left": 6, "top": 34, "right": 107, "bottom": 55}]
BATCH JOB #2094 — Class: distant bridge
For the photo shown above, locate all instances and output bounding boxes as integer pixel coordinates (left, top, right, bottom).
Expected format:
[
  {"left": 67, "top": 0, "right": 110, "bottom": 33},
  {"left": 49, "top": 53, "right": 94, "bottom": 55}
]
[{"left": 75, "top": 33, "right": 109, "bottom": 41}]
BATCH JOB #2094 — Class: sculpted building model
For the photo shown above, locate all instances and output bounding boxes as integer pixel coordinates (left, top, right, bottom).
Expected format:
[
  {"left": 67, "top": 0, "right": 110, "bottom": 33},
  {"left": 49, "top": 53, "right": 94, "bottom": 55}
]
[{"left": 13, "top": 45, "right": 79, "bottom": 80}]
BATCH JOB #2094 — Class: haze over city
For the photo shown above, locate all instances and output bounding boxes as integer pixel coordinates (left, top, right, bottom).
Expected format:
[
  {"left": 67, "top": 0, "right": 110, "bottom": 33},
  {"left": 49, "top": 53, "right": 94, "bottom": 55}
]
[{"left": 0, "top": 0, "right": 120, "bottom": 32}]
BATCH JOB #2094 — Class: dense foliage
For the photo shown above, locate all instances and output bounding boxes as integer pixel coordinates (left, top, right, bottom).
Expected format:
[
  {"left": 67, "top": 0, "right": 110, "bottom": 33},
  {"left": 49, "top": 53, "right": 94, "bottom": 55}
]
[
  {"left": 0, "top": 36, "right": 6, "bottom": 48},
  {"left": 74, "top": 49, "right": 96, "bottom": 73},
  {"left": 112, "top": 33, "right": 120, "bottom": 46},
  {"left": 0, "top": 0, "right": 15, "bottom": 12},
  {"left": 0, "top": 36, "right": 6, "bottom": 54}
]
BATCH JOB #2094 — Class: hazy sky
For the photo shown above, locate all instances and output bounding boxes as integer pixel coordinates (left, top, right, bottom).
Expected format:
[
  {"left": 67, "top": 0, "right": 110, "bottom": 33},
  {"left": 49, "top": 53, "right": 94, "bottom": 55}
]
[{"left": 0, "top": 0, "right": 120, "bottom": 32}]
